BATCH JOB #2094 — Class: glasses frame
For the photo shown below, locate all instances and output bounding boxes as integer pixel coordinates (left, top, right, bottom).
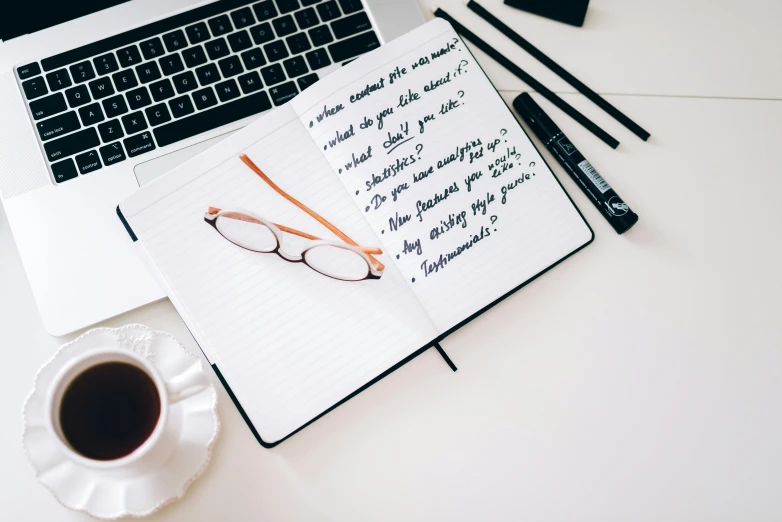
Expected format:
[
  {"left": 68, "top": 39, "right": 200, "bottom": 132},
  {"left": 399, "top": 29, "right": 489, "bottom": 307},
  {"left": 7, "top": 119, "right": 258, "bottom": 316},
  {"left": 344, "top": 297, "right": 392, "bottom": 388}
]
[
  {"left": 205, "top": 153, "right": 385, "bottom": 281},
  {"left": 204, "top": 208, "right": 382, "bottom": 281}
]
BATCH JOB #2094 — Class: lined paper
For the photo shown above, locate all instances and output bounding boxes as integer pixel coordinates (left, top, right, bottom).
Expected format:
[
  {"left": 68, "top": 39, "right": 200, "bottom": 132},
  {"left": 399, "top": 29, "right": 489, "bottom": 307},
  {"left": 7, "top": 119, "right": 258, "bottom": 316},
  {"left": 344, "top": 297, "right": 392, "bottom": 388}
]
[{"left": 295, "top": 20, "right": 592, "bottom": 331}]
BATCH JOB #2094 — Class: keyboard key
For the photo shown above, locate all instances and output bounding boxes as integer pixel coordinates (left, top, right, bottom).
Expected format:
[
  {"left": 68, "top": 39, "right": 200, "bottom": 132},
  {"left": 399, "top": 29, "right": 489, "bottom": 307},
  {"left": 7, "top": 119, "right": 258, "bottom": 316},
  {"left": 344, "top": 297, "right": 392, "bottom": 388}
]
[
  {"left": 78, "top": 103, "right": 105, "bottom": 126},
  {"left": 283, "top": 56, "right": 309, "bottom": 77},
  {"left": 309, "top": 25, "right": 334, "bottom": 46},
  {"left": 44, "top": 127, "right": 99, "bottom": 161},
  {"left": 29, "top": 93, "right": 67, "bottom": 120},
  {"left": 99, "top": 142, "right": 126, "bottom": 166},
  {"left": 51, "top": 158, "right": 78, "bottom": 183},
  {"left": 305, "top": 48, "right": 331, "bottom": 70},
  {"left": 338, "top": 0, "right": 363, "bottom": 14},
  {"left": 192, "top": 87, "right": 218, "bottom": 110},
  {"left": 302, "top": 0, "right": 322, "bottom": 5},
  {"left": 185, "top": 22, "right": 210, "bottom": 44},
  {"left": 94, "top": 53, "right": 120, "bottom": 75},
  {"left": 237, "top": 71, "right": 263, "bottom": 94},
  {"left": 140, "top": 38, "right": 166, "bottom": 60},
  {"left": 46, "top": 69, "right": 72, "bottom": 91},
  {"left": 65, "top": 85, "right": 91, "bottom": 108},
  {"left": 275, "top": 0, "right": 300, "bottom": 14},
  {"left": 205, "top": 38, "right": 230, "bottom": 60},
  {"left": 124, "top": 131, "right": 156, "bottom": 157},
  {"left": 136, "top": 62, "right": 162, "bottom": 83},
  {"left": 121, "top": 111, "right": 148, "bottom": 134},
  {"left": 88, "top": 77, "right": 115, "bottom": 99},
  {"left": 241, "top": 48, "right": 267, "bottom": 70},
  {"left": 145, "top": 103, "right": 172, "bottom": 126},
  {"left": 112, "top": 69, "right": 138, "bottom": 91},
  {"left": 154, "top": 91, "right": 272, "bottom": 147},
  {"left": 163, "top": 30, "right": 188, "bottom": 52},
  {"left": 70, "top": 61, "right": 96, "bottom": 83},
  {"left": 75, "top": 150, "right": 102, "bottom": 174},
  {"left": 98, "top": 119, "right": 124, "bottom": 142},
  {"left": 297, "top": 72, "right": 319, "bottom": 91},
  {"left": 264, "top": 41, "right": 289, "bottom": 62},
  {"left": 183, "top": 45, "right": 208, "bottom": 68},
  {"left": 331, "top": 12, "right": 371, "bottom": 39},
  {"left": 172, "top": 71, "right": 198, "bottom": 93},
  {"left": 149, "top": 79, "right": 176, "bottom": 101},
  {"left": 317, "top": 1, "right": 341, "bottom": 22},
  {"left": 196, "top": 63, "right": 221, "bottom": 85},
  {"left": 22, "top": 77, "right": 48, "bottom": 100},
  {"left": 273, "top": 15, "right": 297, "bottom": 37},
  {"left": 215, "top": 79, "right": 241, "bottom": 102},
  {"left": 208, "top": 15, "right": 233, "bottom": 37},
  {"left": 328, "top": 30, "right": 379, "bottom": 62},
  {"left": 269, "top": 81, "right": 298, "bottom": 106},
  {"left": 253, "top": 1, "right": 278, "bottom": 21},
  {"left": 159, "top": 54, "right": 185, "bottom": 76},
  {"left": 102, "top": 95, "right": 129, "bottom": 118},
  {"left": 218, "top": 56, "right": 244, "bottom": 78},
  {"left": 227, "top": 30, "right": 252, "bottom": 53},
  {"left": 17, "top": 63, "right": 41, "bottom": 80},
  {"left": 126, "top": 87, "right": 152, "bottom": 110},
  {"left": 117, "top": 45, "right": 142, "bottom": 67},
  {"left": 295, "top": 8, "right": 319, "bottom": 29},
  {"left": 261, "top": 63, "right": 287, "bottom": 86},
  {"left": 287, "top": 33, "right": 312, "bottom": 54},
  {"left": 250, "top": 23, "right": 275, "bottom": 45},
  {"left": 37, "top": 112, "right": 81, "bottom": 141},
  {"left": 231, "top": 7, "right": 255, "bottom": 28},
  {"left": 168, "top": 95, "right": 195, "bottom": 118}
]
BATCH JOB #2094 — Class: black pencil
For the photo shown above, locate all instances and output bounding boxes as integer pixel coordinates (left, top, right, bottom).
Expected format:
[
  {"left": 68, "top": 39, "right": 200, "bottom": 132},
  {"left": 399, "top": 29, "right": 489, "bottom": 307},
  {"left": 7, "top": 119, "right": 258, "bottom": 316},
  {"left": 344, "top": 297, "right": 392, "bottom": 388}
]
[
  {"left": 434, "top": 8, "right": 620, "bottom": 149},
  {"left": 466, "top": 0, "right": 650, "bottom": 141}
]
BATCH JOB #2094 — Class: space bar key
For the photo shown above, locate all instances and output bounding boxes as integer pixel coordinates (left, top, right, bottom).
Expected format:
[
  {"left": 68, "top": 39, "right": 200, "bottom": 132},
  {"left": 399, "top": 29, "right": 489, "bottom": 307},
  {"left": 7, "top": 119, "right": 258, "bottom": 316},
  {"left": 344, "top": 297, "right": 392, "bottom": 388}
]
[{"left": 153, "top": 91, "right": 273, "bottom": 148}]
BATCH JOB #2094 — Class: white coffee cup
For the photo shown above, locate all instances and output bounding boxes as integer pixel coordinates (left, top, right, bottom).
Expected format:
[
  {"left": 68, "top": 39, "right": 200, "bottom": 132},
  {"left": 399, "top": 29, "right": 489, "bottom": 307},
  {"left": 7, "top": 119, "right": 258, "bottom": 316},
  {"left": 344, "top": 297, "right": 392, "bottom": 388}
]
[{"left": 45, "top": 348, "right": 210, "bottom": 473}]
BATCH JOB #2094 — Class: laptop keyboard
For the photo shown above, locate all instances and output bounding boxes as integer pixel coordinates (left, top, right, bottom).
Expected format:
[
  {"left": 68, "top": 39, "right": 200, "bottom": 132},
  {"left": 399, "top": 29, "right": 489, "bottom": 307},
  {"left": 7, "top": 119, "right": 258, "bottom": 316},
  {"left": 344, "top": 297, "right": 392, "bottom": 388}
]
[{"left": 15, "top": 0, "right": 380, "bottom": 183}]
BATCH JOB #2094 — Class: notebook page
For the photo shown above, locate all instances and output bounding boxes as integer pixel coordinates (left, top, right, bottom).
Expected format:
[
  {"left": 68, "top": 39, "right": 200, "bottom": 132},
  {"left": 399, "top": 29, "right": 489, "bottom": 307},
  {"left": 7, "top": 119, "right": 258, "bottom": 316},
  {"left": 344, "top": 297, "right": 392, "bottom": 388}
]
[
  {"left": 122, "top": 105, "right": 436, "bottom": 444},
  {"left": 293, "top": 19, "right": 593, "bottom": 333}
]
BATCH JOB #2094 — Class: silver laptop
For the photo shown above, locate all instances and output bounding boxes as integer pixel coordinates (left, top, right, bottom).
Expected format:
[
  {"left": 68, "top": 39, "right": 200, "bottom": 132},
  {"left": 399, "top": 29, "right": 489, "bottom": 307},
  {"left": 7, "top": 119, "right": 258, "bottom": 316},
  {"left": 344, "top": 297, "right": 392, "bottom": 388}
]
[{"left": 0, "top": 0, "right": 424, "bottom": 335}]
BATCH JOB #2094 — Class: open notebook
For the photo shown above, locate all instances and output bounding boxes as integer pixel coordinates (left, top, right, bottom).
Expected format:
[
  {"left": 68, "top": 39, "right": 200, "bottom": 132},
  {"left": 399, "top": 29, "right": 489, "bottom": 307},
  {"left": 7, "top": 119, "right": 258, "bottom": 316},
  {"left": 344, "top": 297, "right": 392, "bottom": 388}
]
[{"left": 118, "top": 19, "right": 593, "bottom": 446}]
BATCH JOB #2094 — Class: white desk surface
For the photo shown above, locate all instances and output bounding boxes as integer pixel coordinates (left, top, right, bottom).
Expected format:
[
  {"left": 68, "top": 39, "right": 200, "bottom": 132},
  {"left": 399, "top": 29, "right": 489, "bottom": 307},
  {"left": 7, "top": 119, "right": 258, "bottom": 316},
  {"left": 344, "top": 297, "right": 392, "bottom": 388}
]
[{"left": 2, "top": 1, "right": 781, "bottom": 521}]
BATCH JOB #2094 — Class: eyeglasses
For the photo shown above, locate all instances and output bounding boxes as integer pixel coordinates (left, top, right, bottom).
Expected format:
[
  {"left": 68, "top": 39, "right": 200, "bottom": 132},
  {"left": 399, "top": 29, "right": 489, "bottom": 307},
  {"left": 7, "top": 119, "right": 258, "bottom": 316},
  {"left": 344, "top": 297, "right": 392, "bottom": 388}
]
[{"left": 205, "top": 154, "right": 384, "bottom": 282}]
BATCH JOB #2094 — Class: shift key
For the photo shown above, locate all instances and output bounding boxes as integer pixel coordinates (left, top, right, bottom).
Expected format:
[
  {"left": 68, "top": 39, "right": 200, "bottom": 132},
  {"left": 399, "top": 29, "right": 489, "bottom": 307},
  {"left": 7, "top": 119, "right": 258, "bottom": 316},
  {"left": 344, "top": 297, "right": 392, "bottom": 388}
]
[
  {"left": 36, "top": 111, "right": 80, "bottom": 141},
  {"left": 44, "top": 127, "right": 100, "bottom": 162}
]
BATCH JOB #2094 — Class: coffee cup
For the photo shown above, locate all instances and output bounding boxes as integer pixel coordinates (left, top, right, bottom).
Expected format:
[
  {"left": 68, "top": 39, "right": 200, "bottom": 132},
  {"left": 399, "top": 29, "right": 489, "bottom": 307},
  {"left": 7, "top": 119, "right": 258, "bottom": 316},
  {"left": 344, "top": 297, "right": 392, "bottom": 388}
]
[{"left": 45, "top": 348, "right": 209, "bottom": 469}]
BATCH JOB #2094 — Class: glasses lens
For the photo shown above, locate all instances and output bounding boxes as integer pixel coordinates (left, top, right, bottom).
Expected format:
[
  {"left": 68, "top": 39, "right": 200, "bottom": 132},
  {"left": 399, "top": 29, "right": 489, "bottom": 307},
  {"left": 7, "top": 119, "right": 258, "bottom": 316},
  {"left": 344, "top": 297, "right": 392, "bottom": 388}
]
[
  {"left": 304, "top": 245, "right": 370, "bottom": 281},
  {"left": 215, "top": 213, "right": 278, "bottom": 252}
]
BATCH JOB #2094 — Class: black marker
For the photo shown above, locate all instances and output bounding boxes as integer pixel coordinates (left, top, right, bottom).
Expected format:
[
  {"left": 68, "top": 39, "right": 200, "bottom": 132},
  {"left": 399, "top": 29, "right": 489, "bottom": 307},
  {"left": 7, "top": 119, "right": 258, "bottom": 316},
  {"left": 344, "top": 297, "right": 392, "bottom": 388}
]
[{"left": 513, "top": 93, "right": 639, "bottom": 234}]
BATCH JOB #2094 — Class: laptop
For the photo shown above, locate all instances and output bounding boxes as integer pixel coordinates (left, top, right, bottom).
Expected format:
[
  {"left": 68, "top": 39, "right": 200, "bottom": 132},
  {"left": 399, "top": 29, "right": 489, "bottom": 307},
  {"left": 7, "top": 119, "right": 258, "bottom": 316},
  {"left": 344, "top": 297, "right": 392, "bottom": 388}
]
[{"left": 0, "top": 0, "right": 425, "bottom": 335}]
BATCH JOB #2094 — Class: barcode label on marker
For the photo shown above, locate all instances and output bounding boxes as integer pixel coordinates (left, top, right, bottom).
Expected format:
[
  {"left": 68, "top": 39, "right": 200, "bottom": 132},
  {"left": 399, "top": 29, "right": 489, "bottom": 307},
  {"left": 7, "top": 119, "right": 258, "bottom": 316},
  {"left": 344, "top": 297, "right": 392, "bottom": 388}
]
[{"left": 578, "top": 160, "right": 611, "bottom": 194}]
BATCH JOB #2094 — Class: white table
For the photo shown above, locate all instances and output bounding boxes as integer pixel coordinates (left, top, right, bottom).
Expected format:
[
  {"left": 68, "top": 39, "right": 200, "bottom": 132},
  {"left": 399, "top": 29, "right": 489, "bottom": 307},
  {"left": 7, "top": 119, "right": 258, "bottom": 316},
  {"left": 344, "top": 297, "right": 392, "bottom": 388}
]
[{"left": 3, "top": 1, "right": 781, "bottom": 520}]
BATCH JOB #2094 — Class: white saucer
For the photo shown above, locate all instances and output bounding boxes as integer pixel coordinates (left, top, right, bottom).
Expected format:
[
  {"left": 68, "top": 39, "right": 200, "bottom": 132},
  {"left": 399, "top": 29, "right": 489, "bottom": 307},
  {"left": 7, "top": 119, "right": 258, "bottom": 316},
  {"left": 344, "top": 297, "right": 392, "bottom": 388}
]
[{"left": 22, "top": 325, "right": 220, "bottom": 519}]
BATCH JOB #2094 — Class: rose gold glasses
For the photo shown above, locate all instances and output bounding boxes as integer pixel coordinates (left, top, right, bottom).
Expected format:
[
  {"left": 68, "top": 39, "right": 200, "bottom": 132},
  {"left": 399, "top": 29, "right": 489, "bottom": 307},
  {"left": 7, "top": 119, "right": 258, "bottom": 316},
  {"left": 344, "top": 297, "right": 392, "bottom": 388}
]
[{"left": 204, "top": 154, "right": 384, "bottom": 282}]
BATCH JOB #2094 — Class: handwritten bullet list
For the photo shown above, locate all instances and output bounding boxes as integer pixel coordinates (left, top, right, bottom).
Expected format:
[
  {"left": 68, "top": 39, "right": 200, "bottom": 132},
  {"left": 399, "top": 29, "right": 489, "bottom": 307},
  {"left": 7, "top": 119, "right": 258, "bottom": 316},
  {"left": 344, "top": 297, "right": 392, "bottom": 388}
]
[{"left": 305, "top": 33, "right": 543, "bottom": 282}]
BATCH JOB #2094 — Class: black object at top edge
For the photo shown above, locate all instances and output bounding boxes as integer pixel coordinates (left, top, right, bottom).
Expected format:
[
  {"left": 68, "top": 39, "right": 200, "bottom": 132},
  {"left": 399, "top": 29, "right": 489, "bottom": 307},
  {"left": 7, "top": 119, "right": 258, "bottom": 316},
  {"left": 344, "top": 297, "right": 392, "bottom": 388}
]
[{"left": 503, "top": 0, "right": 590, "bottom": 27}]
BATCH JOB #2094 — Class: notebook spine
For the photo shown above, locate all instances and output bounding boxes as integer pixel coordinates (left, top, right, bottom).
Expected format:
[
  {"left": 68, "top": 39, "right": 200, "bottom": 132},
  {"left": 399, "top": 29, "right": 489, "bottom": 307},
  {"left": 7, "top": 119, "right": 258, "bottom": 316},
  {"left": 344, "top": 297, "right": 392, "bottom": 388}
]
[{"left": 116, "top": 205, "right": 138, "bottom": 242}]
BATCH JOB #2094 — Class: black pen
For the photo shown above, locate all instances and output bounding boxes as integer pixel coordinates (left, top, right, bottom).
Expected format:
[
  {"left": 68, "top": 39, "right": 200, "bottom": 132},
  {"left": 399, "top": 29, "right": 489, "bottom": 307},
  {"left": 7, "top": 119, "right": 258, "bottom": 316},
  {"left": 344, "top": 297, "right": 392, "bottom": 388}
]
[{"left": 513, "top": 93, "right": 638, "bottom": 234}]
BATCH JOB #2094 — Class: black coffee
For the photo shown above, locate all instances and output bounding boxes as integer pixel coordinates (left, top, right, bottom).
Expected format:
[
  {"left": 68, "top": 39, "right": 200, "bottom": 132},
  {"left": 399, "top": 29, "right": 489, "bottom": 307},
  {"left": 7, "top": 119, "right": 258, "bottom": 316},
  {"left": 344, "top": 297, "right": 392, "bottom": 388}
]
[{"left": 59, "top": 362, "right": 161, "bottom": 461}]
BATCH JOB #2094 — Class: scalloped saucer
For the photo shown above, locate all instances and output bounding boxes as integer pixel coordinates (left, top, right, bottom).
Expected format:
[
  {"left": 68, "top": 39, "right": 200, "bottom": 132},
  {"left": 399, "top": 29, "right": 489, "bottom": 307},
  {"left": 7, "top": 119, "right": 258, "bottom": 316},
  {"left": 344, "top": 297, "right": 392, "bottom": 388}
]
[{"left": 23, "top": 325, "right": 219, "bottom": 519}]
